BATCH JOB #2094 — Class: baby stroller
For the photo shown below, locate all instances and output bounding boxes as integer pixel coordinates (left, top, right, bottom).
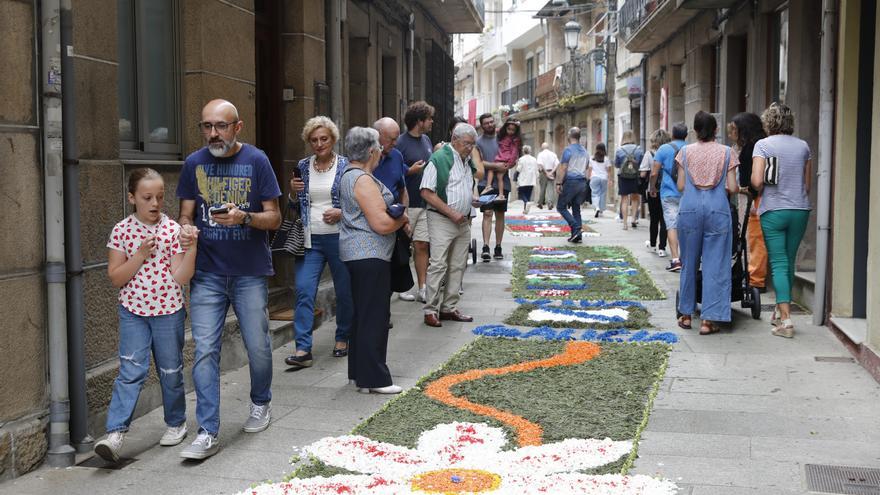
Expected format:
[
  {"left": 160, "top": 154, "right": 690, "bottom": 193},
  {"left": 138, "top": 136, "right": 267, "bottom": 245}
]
[{"left": 676, "top": 192, "right": 762, "bottom": 320}]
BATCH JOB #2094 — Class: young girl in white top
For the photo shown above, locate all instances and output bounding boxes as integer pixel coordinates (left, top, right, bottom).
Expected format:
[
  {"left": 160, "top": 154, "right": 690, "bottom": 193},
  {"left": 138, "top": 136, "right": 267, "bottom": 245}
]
[
  {"left": 587, "top": 143, "right": 612, "bottom": 216},
  {"left": 94, "top": 168, "right": 199, "bottom": 463}
]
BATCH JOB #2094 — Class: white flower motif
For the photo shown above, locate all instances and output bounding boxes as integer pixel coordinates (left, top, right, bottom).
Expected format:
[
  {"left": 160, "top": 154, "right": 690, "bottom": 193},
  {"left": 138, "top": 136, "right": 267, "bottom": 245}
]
[{"left": 238, "top": 422, "right": 677, "bottom": 495}]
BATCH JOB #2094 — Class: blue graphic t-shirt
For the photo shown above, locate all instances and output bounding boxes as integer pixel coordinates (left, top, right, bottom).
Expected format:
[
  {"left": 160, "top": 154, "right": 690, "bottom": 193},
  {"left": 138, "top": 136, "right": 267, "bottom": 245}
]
[
  {"left": 561, "top": 143, "right": 589, "bottom": 179},
  {"left": 373, "top": 148, "right": 407, "bottom": 203},
  {"left": 178, "top": 143, "right": 282, "bottom": 276}
]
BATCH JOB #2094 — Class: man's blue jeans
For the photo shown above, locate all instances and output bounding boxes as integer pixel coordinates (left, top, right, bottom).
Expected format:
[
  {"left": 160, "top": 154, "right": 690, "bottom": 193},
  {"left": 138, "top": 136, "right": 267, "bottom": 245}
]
[
  {"left": 106, "top": 305, "right": 186, "bottom": 433},
  {"left": 557, "top": 177, "right": 588, "bottom": 232},
  {"left": 190, "top": 271, "right": 272, "bottom": 436},
  {"left": 294, "top": 233, "right": 353, "bottom": 352}
]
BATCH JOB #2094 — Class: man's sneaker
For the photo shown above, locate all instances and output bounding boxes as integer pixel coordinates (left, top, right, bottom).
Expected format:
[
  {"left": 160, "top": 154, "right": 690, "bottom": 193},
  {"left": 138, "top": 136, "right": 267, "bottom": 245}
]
[
  {"left": 180, "top": 431, "right": 219, "bottom": 460},
  {"left": 645, "top": 240, "right": 656, "bottom": 253},
  {"left": 243, "top": 402, "right": 271, "bottom": 433},
  {"left": 398, "top": 291, "right": 416, "bottom": 301},
  {"left": 94, "top": 431, "right": 125, "bottom": 463},
  {"left": 417, "top": 285, "right": 427, "bottom": 303},
  {"left": 666, "top": 259, "right": 682, "bottom": 272},
  {"left": 570, "top": 232, "right": 583, "bottom": 243},
  {"left": 160, "top": 424, "right": 188, "bottom": 446},
  {"left": 493, "top": 245, "right": 503, "bottom": 260},
  {"left": 657, "top": 249, "right": 667, "bottom": 258},
  {"left": 481, "top": 245, "right": 491, "bottom": 262}
]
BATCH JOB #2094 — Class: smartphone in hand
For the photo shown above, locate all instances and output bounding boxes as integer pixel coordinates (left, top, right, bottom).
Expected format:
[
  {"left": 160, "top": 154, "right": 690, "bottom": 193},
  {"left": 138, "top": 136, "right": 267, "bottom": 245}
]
[{"left": 209, "top": 205, "right": 230, "bottom": 216}]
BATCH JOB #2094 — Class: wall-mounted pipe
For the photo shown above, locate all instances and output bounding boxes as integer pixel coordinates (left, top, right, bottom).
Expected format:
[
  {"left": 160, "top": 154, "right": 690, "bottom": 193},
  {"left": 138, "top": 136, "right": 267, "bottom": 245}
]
[
  {"left": 40, "top": 0, "right": 75, "bottom": 468},
  {"left": 813, "top": 0, "right": 837, "bottom": 326},
  {"left": 60, "top": 0, "right": 92, "bottom": 453}
]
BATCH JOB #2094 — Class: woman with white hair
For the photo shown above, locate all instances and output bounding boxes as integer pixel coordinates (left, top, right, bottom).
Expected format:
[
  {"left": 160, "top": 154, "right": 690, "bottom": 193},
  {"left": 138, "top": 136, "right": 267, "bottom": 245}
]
[
  {"left": 515, "top": 145, "right": 539, "bottom": 213},
  {"left": 339, "top": 127, "right": 410, "bottom": 394},
  {"left": 286, "top": 116, "right": 352, "bottom": 369}
]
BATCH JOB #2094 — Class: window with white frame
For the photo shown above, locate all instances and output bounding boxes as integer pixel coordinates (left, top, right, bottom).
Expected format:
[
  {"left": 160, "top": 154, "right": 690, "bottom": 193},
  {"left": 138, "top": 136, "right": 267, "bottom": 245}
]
[{"left": 117, "top": 0, "right": 181, "bottom": 156}]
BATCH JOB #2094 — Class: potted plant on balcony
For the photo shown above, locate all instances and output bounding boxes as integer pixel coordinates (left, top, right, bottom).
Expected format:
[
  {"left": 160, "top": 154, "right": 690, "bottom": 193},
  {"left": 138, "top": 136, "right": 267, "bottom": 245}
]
[
  {"left": 513, "top": 98, "right": 530, "bottom": 112},
  {"left": 496, "top": 104, "right": 513, "bottom": 119}
]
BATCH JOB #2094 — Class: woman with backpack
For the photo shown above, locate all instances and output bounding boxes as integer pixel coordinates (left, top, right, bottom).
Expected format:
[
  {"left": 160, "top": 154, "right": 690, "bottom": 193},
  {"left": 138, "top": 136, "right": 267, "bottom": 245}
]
[
  {"left": 615, "top": 131, "right": 644, "bottom": 230},
  {"left": 641, "top": 129, "right": 671, "bottom": 257}
]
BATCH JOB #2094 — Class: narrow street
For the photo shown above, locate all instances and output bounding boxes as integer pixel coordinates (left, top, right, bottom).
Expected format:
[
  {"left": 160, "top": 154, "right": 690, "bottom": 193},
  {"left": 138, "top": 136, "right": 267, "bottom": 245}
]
[{"left": 4, "top": 202, "right": 878, "bottom": 495}]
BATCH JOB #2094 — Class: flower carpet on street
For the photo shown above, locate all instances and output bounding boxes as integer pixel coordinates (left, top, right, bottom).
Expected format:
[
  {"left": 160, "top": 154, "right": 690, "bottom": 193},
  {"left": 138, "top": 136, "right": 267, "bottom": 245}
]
[
  {"left": 260, "top": 337, "right": 673, "bottom": 493},
  {"left": 504, "top": 214, "right": 598, "bottom": 237},
  {"left": 238, "top": 422, "right": 677, "bottom": 494},
  {"left": 505, "top": 299, "right": 652, "bottom": 329},
  {"left": 513, "top": 246, "right": 665, "bottom": 300},
  {"left": 472, "top": 324, "right": 679, "bottom": 344}
]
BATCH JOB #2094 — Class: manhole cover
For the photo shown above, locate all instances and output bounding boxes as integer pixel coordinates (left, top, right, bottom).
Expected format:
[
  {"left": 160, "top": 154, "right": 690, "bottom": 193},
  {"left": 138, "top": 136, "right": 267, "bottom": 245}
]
[{"left": 805, "top": 464, "right": 880, "bottom": 494}]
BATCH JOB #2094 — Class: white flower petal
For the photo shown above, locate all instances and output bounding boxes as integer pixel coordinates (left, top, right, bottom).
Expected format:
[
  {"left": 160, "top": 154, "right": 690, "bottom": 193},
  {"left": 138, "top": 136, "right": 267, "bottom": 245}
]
[
  {"left": 416, "top": 422, "right": 509, "bottom": 466},
  {"left": 495, "top": 438, "right": 632, "bottom": 475},
  {"left": 303, "top": 435, "right": 428, "bottom": 478},
  {"left": 506, "top": 473, "right": 679, "bottom": 495},
  {"left": 527, "top": 308, "right": 630, "bottom": 324},
  {"left": 236, "top": 475, "right": 407, "bottom": 495}
]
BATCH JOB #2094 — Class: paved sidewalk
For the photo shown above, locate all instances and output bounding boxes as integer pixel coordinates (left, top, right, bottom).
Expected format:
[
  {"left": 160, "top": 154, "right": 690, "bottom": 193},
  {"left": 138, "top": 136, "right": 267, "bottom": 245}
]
[{"left": 4, "top": 203, "right": 879, "bottom": 495}]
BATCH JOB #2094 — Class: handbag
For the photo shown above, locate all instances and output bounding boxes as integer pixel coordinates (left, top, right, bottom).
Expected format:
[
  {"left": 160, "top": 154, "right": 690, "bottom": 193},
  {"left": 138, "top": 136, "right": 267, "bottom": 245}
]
[
  {"left": 764, "top": 156, "right": 779, "bottom": 185},
  {"left": 270, "top": 203, "right": 305, "bottom": 257},
  {"left": 390, "top": 230, "right": 414, "bottom": 293}
]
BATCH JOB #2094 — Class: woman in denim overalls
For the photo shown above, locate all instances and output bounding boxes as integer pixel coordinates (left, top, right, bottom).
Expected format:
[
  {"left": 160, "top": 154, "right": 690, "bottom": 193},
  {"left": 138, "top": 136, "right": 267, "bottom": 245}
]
[{"left": 675, "top": 112, "right": 739, "bottom": 335}]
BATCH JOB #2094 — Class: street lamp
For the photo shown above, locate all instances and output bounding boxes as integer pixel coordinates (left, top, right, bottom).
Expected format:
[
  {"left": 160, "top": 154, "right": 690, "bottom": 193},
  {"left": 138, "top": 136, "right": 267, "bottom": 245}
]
[{"left": 564, "top": 19, "right": 582, "bottom": 94}]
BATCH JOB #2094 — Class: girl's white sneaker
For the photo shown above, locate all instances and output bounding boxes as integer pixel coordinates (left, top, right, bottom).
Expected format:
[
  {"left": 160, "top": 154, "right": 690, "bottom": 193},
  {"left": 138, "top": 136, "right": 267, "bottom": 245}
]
[{"left": 160, "top": 424, "right": 188, "bottom": 446}]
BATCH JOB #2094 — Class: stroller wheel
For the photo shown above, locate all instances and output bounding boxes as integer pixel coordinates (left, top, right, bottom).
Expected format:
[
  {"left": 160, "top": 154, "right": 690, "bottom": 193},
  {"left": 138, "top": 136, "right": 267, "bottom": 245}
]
[
  {"left": 750, "top": 287, "right": 762, "bottom": 319},
  {"left": 741, "top": 284, "right": 752, "bottom": 309}
]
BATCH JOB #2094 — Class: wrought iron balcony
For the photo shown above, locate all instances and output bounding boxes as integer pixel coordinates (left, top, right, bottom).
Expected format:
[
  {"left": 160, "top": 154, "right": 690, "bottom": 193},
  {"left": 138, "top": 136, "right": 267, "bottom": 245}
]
[
  {"left": 617, "top": 0, "right": 699, "bottom": 52},
  {"left": 558, "top": 54, "right": 603, "bottom": 100},
  {"left": 618, "top": 0, "right": 662, "bottom": 42},
  {"left": 501, "top": 79, "right": 537, "bottom": 109}
]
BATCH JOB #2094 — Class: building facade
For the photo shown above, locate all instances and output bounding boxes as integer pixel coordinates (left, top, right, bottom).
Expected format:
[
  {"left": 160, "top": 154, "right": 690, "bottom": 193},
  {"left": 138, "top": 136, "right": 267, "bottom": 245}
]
[{"left": 0, "top": 0, "right": 480, "bottom": 480}]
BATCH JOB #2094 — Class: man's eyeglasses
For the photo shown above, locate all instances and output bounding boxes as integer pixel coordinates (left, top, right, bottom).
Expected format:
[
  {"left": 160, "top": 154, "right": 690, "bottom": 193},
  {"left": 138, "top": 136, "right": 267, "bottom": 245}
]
[
  {"left": 373, "top": 144, "right": 385, "bottom": 153},
  {"left": 198, "top": 121, "right": 238, "bottom": 133}
]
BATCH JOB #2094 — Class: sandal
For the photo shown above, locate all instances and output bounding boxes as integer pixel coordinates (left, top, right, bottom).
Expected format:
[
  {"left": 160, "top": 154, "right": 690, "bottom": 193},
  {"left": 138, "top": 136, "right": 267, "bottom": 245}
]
[
  {"left": 677, "top": 315, "right": 692, "bottom": 330},
  {"left": 770, "top": 307, "right": 781, "bottom": 328},
  {"left": 771, "top": 319, "right": 794, "bottom": 338},
  {"left": 699, "top": 320, "right": 721, "bottom": 335}
]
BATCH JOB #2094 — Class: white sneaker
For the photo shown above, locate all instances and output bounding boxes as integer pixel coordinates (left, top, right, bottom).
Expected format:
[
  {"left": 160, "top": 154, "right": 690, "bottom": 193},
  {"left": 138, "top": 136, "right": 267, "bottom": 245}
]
[
  {"left": 657, "top": 249, "right": 667, "bottom": 257},
  {"left": 94, "top": 431, "right": 125, "bottom": 462},
  {"left": 159, "top": 424, "right": 188, "bottom": 446},
  {"left": 645, "top": 240, "right": 656, "bottom": 253},
  {"left": 398, "top": 291, "right": 416, "bottom": 301},
  {"left": 417, "top": 286, "right": 427, "bottom": 303},
  {"left": 358, "top": 384, "right": 403, "bottom": 394}
]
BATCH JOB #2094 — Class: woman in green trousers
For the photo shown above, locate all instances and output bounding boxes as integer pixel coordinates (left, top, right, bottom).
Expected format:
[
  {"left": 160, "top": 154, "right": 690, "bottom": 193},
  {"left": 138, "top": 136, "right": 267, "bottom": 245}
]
[{"left": 751, "top": 102, "right": 812, "bottom": 338}]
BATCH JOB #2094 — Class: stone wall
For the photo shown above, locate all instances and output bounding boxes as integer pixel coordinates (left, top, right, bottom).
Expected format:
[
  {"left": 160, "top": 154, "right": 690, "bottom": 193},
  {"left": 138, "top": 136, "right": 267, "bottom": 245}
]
[{"left": 0, "top": 0, "right": 48, "bottom": 480}]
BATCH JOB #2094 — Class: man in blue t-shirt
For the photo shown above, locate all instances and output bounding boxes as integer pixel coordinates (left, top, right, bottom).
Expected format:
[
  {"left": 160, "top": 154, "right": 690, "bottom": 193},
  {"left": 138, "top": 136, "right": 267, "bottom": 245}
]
[
  {"left": 555, "top": 127, "right": 589, "bottom": 243},
  {"left": 395, "top": 102, "right": 435, "bottom": 303},
  {"left": 649, "top": 123, "right": 687, "bottom": 272},
  {"left": 372, "top": 117, "right": 408, "bottom": 204},
  {"left": 177, "top": 99, "right": 282, "bottom": 460}
]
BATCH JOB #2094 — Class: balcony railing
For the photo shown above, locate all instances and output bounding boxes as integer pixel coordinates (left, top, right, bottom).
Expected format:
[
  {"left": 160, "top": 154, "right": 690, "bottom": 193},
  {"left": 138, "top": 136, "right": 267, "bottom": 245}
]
[
  {"left": 501, "top": 79, "right": 537, "bottom": 108},
  {"left": 618, "top": 0, "right": 666, "bottom": 42},
  {"left": 558, "top": 54, "right": 601, "bottom": 99}
]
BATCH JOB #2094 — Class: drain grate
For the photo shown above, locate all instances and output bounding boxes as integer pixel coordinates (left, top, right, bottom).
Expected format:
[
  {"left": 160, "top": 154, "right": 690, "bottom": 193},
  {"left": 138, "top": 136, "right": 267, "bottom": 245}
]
[
  {"left": 814, "top": 356, "right": 856, "bottom": 363},
  {"left": 805, "top": 464, "right": 880, "bottom": 495},
  {"left": 760, "top": 303, "right": 809, "bottom": 314}
]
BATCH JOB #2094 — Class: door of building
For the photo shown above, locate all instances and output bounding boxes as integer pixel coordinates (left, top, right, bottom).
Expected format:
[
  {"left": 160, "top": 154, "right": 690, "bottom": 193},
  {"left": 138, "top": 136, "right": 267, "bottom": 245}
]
[{"left": 255, "top": 0, "right": 283, "bottom": 181}]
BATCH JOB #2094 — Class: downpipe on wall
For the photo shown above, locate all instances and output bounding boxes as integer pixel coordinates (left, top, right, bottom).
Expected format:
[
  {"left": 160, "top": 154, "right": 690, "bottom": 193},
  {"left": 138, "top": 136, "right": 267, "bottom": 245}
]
[
  {"left": 40, "top": 0, "right": 75, "bottom": 467},
  {"left": 812, "top": 0, "right": 836, "bottom": 326},
  {"left": 60, "top": 0, "right": 93, "bottom": 453}
]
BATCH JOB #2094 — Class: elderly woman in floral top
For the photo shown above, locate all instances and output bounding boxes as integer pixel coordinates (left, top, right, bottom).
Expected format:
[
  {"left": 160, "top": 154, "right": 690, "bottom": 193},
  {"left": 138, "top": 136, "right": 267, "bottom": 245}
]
[
  {"left": 285, "top": 116, "right": 353, "bottom": 368},
  {"left": 675, "top": 111, "right": 739, "bottom": 335}
]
